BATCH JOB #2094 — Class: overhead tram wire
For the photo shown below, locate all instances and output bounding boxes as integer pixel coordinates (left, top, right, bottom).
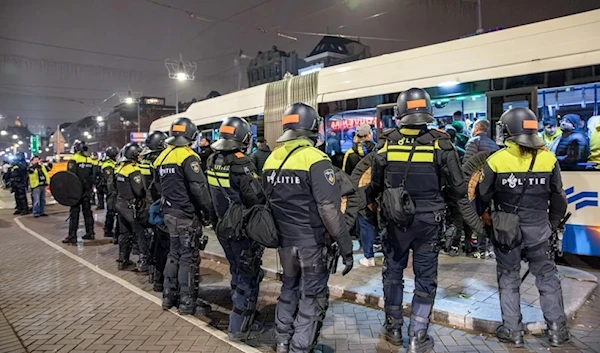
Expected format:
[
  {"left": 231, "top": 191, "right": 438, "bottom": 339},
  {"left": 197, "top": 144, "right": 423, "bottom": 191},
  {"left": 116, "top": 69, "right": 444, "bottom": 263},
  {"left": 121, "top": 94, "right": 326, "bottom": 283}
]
[
  {"left": 176, "top": 0, "right": 275, "bottom": 51},
  {"left": 0, "top": 35, "right": 166, "bottom": 63}
]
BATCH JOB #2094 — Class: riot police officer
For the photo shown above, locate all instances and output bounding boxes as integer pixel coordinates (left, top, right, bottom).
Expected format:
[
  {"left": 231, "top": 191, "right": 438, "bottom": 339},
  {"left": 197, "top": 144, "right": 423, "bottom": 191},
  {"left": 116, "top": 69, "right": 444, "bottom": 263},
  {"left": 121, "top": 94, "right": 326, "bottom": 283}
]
[
  {"left": 208, "top": 117, "right": 266, "bottom": 341},
  {"left": 265, "top": 103, "right": 354, "bottom": 353},
  {"left": 135, "top": 142, "right": 155, "bottom": 273},
  {"left": 102, "top": 146, "right": 119, "bottom": 238},
  {"left": 115, "top": 143, "right": 146, "bottom": 270},
  {"left": 91, "top": 152, "right": 100, "bottom": 208},
  {"left": 10, "top": 152, "right": 29, "bottom": 215},
  {"left": 140, "top": 131, "right": 169, "bottom": 292},
  {"left": 153, "top": 117, "right": 215, "bottom": 315},
  {"left": 63, "top": 140, "right": 96, "bottom": 243},
  {"left": 478, "top": 107, "right": 570, "bottom": 347},
  {"left": 369, "top": 88, "right": 482, "bottom": 352}
]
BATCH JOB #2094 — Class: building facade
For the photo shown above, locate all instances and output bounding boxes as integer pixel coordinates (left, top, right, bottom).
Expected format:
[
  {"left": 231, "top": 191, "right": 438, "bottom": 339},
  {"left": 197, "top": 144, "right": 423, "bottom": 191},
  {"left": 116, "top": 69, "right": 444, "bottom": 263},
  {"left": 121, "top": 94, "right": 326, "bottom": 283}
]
[{"left": 247, "top": 46, "right": 305, "bottom": 87}]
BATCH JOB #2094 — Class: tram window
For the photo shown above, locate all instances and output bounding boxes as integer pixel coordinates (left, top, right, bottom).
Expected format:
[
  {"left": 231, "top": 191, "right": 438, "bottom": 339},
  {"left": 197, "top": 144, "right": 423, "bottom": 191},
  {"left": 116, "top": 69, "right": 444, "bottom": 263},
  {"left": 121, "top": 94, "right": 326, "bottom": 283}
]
[{"left": 538, "top": 83, "right": 600, "bottom": 171}]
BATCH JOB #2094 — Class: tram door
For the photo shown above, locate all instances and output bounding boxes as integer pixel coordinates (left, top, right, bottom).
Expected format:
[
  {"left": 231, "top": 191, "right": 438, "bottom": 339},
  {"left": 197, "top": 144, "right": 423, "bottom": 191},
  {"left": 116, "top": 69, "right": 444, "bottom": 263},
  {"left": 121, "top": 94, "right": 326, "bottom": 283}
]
[{"left": 486, "top": 87, "right": 538, "bottom": 145}]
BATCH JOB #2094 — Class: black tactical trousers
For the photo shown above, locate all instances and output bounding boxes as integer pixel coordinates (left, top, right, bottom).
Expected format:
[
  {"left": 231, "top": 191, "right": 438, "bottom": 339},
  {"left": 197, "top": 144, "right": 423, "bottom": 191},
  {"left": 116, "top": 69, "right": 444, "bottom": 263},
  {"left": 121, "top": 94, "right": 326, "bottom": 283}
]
[
  {"left": 13, "top": 185, "right": 28, "bottom": 213},
  {"left": 104, "top": 192, "right": 117, "bottom": 235},
  {"left": 163, "top": 211, "right": 201, "bottom": 301},
  {"left": 150, "top": 225, "right": 170, "bottom": 287},
  {"left": 97, "top": 185, "right": 106, "bottom": 209},
  {"left": 383, "top": 213, "right": 440, "bottom": 334},
  {"left": 68, "top": 191, "right": 94, "bottom": 237},
  {"left": 116, "top": 201, "right": 145, "bottom": 263},
  {"left": 276, "top": 245, "right": 329, "bottom": 353},
  {"left": 218, "top": 235, "right": 264, "bottom": 335},
  {"left": 495, "top": 224, "right": 566, "bottom": 331}
]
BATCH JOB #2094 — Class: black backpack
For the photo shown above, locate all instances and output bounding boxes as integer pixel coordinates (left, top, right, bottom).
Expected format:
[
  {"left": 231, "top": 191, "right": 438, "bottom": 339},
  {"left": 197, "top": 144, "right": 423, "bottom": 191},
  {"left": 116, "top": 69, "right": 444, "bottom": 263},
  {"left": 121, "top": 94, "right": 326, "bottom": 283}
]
[
  {"left": 244, "top": 145, "right": 304, "bottom": 248},
  {"left": 213, "top": 171, "right": 245, "bottom": 241},
  {"left": 380, "top": 142, "right": 417, "bottom": 228}
]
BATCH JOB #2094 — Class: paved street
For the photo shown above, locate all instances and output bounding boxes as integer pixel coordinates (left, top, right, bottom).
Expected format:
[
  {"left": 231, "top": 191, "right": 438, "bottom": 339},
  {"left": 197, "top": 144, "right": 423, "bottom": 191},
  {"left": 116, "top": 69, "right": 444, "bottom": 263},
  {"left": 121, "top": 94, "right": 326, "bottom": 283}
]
[{"left": 0, "top": 194, "right": 599, "bottom": 352}]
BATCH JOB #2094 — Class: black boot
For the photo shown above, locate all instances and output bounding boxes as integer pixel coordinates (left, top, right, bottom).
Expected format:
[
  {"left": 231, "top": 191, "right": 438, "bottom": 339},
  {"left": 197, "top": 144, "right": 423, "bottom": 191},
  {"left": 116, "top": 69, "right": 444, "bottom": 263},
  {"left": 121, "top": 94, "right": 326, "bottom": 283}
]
[
  {"left": 162, "top": 289, "right": 177, "bottom": 310},
  {"left": 82, "top": 233, "right": 95, "bottom": 240},
  {"left": 195, "top": 299, "right": 212, "bottom": 316},
  {"left": 62, "top": 233, "right": 77, "bottom": 244},
  {"left": 547, "top": 322, "right": 570, "bottom": 347},
  {"left": 380, "top": 316, "right": 403, "bottom": 346},
  {"left": 137, "top": 255, "right": 149, "bottom": 273},
  {"left": 118, "top": 252, "right": 133, "bottom": 270},
  {"left": 407, "top": 330, "right": 434, "bottom": 353},
  {"left": 178, "top": 294, "right": 197, "bottom": 315},
  {"left": 495, "top": 325, "right": 524, "bottom": 348},
  {"left": 104, "top": 231, "right": 114, "bottom": 238},
  {"left": 275, "top": 343, "right": 289, "bottom": 353}
]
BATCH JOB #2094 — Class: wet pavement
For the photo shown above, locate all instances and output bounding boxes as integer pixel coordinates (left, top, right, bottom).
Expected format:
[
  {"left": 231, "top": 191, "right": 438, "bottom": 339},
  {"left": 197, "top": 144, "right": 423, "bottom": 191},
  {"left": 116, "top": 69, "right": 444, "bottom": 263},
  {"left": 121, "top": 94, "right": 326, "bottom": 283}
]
[{"left": 1, "top": 195, "right": 600, "bottom": 352}]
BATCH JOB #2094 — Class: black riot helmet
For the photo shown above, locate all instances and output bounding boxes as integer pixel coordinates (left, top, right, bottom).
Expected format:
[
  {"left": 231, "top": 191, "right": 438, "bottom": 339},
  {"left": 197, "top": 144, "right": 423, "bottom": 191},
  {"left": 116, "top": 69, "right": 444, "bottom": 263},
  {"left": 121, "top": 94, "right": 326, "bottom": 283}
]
[
  {"left": 72, "top": 140, "right": 88, "bottom": 153},
  {"left": 499, "top": 107, "right": 544, "bottom": 148},
  {"left": 141, "top": 130, "right": 168, "bottom": 156},
  {"left": 396, "top": 88, "right": 435, "bottom": 125},
  {"left": 105, "top": 146, "right": 119, "bottom": 160},
  {"left": 276, "top": 103, "right": 322, "bottom": 143},
  {"left": 165, "top": 117, "right": 197, "bottom": 147},
  {"left": 122, "top": 142, "right": 143, "bottom": 162},
  {"left": 15, "top": 152, "right": 25, "bottom": 161},
  {"left": 211, "top": 117, "right": 252, "bottom": 152}
]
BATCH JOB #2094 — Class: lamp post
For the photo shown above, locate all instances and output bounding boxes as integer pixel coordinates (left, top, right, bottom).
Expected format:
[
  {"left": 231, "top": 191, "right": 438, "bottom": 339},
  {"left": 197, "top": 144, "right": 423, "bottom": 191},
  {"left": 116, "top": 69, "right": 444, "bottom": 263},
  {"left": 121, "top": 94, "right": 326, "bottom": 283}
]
[
  {"left": 165, "top": 55, "right": 197, "bottom": 114},
  {"left": 118, "top": 90, "right": 142, "bottom": 132}
]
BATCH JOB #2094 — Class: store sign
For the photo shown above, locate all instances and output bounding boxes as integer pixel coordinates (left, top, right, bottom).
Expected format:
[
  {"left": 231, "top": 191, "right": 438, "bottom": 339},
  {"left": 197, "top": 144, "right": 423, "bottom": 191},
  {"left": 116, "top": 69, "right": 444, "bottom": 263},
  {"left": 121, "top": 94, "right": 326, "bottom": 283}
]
[
  {"left": 130, "top": 132, "right": 148, "bottom": 143},
  {"left": 328, "top": 117, "right": 377, "bottom": 132}
]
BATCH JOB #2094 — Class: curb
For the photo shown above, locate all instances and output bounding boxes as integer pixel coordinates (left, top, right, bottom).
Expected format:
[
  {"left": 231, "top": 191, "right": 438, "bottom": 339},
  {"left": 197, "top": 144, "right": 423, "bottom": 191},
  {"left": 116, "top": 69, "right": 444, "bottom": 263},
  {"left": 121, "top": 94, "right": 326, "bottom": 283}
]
[{"left": 199, "top": 250, "right": 598, "bottom": 334}]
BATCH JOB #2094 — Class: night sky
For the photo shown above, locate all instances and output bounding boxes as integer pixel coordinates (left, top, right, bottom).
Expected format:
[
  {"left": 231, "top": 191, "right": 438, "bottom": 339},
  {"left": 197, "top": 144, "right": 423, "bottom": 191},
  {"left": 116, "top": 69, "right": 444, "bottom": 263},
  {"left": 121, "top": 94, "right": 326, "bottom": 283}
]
[{"left": 0, "top": 0, "right": 598, "bottom": 131}]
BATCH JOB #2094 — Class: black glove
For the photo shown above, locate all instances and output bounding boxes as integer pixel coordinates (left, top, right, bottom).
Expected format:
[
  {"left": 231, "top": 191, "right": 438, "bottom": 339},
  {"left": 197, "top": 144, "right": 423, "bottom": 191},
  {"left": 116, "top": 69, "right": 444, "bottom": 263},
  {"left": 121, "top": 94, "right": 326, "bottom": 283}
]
[{"left": 342, "top": 254, "right": 354, "bottom": 276}]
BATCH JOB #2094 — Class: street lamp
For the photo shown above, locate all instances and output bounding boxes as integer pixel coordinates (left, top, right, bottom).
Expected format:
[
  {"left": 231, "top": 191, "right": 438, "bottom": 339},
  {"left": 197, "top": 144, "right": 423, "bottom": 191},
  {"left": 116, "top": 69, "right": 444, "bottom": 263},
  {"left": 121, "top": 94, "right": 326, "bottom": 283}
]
[
  {"left": 64, "top": 143, "right": 69, "bottom": 147},
  {"left": 166, "top": 55, "right": 197, "bottom": 114},
  {"left": 12, "top": 134, "right": 18, "bottom": 140},
  {"left": 118, "top": 90, "right": 142, "bottom": 132},
  {"left": 17, "top": 140, "right": 23, "bottom": 145},
  {"left": 96, "top": 116, "right": 104, "bottom": 122},
  {"left": 0, "top": 130, "right": 7, "bottom": 136},
  {"left": 45, "top": 148, "right": 49, "bottom": 152}
]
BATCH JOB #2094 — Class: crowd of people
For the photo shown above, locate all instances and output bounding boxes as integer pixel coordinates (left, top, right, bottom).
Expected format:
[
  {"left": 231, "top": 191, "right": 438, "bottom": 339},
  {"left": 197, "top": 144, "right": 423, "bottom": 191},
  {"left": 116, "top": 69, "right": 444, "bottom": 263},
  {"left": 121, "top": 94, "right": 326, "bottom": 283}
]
[
  {"left": 27, "top": 86, "right": 573, "bottom": 353},
  {"left": 2, "top": 154, "right": 52, "bottom": 217}
]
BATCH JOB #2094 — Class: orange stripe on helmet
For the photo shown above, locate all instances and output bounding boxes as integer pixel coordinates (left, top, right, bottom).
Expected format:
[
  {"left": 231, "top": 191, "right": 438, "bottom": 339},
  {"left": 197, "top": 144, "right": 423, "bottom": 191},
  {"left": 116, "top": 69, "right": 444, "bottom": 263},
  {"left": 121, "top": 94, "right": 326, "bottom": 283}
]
[
  {"left": 522, "top": 120, "right": 538, "bottom": 129},
  {"left": 406, "top": 99, "right": 427, "bottom": 109},
  {"left": 220, "top": 125, "right": 236, "bottom": 134},
  {"left": 282, "top": 114, "right": 300, "bottom": 125},
  {"left": 172, "top": 124, "right": 186, "bottom": 132}
]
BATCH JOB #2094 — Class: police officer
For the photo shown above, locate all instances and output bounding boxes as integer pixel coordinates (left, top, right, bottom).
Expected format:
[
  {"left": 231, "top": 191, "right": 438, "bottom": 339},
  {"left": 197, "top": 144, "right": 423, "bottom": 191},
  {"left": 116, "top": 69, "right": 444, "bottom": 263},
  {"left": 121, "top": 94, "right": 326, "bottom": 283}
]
[
  {"left": 478, "top": 107, "right": 570, "bottom": 347},
  {"left": 95, "top": 152, "right": 107, "bottom": 210},
  {"left": 208, "top": 117, "right": 266, "bottom": 341},
  {"left": 91, "top": 152, "right": 101, "bottom": 208},
  {"left": 140, "top": 131, "right": 169, "bottom": 291},
  {"left": 102, "top": 146, "right": 119, "bottom": 238},
  {"left": 370, "top": 88, "right": 482, "bottom": 352},
  {"left": 265, "top": 103, "right": 354, "bottom": 353},
  {"left": 153, "top": 117, "right": 215, "bottom": 315},
  {"left": 135, "top": 142, "right": 156, "bottom": 273},
  {"left": 63, "top": 140, "right": 96, "bottom": 243},
  {"left": 10, "top": 152, "right": 29, "bottom": 215},
  {"left": 115, "top": 143, "right": 146, "bottom": 270}
]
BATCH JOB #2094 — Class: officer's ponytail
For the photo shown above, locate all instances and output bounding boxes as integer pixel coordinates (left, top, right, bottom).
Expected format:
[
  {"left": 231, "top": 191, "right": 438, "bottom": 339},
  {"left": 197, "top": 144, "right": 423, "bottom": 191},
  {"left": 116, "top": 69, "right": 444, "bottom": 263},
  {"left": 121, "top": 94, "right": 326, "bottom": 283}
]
[{"left": 518, "top": 145, "right": 537, "bottom": 157}]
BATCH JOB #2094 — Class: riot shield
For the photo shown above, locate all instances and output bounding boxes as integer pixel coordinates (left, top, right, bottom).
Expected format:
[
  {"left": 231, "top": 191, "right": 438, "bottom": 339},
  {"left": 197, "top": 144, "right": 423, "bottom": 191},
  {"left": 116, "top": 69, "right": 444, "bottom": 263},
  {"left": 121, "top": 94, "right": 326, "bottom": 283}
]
[{"left": 50, "top": 171, "right": 83, "bottom": 206}]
